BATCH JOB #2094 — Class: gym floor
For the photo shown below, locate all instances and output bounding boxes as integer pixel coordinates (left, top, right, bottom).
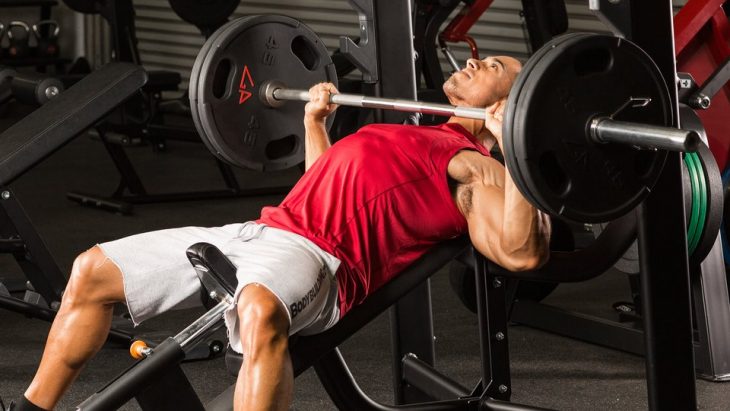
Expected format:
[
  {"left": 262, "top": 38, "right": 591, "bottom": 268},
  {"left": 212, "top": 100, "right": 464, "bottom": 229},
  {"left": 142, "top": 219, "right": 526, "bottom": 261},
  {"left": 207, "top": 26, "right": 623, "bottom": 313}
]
[{"left": 0, "top": 107, "right": 729, "bottom": 410}]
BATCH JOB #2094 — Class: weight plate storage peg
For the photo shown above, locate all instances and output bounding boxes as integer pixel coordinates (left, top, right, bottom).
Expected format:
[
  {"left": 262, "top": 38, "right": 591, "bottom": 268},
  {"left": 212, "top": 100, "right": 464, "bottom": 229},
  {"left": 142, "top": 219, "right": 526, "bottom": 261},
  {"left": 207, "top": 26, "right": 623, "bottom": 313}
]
[
  {"left": 190, "top": 15, "right": 337, "bottom": 171},
  {"left": 503, "top": 34, "right": 673, "bottom": 223}
]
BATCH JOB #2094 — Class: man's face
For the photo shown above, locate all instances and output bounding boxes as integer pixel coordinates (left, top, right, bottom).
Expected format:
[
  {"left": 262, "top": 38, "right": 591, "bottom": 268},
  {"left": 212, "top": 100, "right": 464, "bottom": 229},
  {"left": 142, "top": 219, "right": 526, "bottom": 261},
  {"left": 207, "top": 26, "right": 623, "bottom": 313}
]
[{"left": 442, "top": 56, "right": 522, "bottom": 108}]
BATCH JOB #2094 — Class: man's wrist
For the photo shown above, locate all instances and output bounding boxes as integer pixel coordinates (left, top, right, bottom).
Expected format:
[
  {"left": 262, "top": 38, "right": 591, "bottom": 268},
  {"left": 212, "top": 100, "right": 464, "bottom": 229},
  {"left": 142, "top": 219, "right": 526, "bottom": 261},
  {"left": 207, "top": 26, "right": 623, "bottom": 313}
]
[{"left": 304, "top": 116, "right": 327, "bottom": 128}]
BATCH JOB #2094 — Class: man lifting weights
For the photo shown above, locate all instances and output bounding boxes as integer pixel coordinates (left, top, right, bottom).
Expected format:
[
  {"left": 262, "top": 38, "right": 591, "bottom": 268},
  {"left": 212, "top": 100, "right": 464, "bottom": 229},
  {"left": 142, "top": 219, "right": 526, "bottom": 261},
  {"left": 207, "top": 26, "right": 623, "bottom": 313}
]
[{"left": 12, "top": 55, "right": 550, "bottom": 411}]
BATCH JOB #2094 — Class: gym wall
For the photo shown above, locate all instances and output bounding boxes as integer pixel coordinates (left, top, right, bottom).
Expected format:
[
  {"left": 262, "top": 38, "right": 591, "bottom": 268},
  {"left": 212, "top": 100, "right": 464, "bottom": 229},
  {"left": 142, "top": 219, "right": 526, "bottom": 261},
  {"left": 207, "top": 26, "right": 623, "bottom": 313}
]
[{"left": 84, "top": 0, "right": 688, "bottom": 90}]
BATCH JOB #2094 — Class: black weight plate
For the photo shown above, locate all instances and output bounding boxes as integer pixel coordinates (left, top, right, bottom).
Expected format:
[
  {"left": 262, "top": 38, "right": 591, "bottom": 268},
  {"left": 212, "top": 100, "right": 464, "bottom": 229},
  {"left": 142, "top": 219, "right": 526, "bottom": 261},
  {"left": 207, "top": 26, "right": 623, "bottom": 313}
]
[
  {"left": 508, "top": 35, "right": 655, "bottom": 222},
  {"left": 503, "top": 33, "right": 593, "bottom": 212},
  {"left": 63, "top": 0, "right": 101, "bottom": 14},
  {"left": 190, "top": 15, "right": 337, "bottom": 171},
  {"left": 189, "top": 18, "right": 247, "bottom": 162},
  {"left": 169, "top": 0, "right": 239, "bottom": 29},
  {"left": 692, "top": 140, "right": 723, "bottom": 264},
  {"left": 516, "top": 35, "right": 671, "bottom": 223},
  {"left": 506, "top": 34, "right": 671, "bottom": 223},
  {"left": 191, "top": 16, "right": 286, "bottom": 169}
]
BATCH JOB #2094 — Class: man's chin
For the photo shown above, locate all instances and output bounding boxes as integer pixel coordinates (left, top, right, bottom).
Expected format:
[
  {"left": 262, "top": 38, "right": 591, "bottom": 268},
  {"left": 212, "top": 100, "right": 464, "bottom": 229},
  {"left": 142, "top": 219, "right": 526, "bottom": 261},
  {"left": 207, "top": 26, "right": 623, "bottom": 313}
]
[{"left": 442, "top": 78, "right": 458, "bottom": 98}]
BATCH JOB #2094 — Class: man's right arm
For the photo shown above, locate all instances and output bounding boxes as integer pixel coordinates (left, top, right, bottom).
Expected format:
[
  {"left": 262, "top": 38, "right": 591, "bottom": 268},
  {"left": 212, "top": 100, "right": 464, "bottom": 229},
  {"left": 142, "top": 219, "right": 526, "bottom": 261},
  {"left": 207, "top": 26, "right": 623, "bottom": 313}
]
[{"left": 303, "top": 83, "right": 339, "bottom": 170}]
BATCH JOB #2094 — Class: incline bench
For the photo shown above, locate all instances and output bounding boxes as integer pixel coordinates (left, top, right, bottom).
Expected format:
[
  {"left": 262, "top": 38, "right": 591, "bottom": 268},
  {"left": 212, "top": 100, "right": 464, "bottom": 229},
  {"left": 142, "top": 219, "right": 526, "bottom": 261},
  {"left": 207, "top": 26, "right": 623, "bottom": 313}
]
[{"left": 76, "top": 211, "right": 664, "bottom": 411}]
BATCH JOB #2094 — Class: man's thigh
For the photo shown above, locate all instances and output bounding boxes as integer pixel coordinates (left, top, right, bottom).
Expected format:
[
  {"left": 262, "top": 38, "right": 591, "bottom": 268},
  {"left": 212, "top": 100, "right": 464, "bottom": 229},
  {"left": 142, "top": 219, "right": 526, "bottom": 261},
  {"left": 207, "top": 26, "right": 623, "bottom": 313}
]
[
  {"left": 223, "top": 226, "right": 340, "bottom": 353},
  {"left": 98, "top": 223, "right": 251, "bottom": 326}
]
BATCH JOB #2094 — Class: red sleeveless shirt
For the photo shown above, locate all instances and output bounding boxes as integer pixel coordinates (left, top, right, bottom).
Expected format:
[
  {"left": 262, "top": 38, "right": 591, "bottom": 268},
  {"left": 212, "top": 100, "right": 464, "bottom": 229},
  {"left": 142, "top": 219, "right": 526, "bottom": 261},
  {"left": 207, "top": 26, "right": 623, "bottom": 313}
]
[{"left": 258, "top": 122, "right": 491, "bottom": 316}]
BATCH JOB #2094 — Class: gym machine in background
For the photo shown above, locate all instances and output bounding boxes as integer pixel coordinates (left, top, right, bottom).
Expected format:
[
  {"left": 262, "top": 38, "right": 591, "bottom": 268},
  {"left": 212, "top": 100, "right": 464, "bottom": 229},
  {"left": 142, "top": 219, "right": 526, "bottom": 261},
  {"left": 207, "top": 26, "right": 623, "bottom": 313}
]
[
  {"left": 0, "top": 63, "right": 146, "bottom": 346},
  {"left": 675, "top": 0, "right": 730, "bottom": 172},
  {"left": 62, "top": 0, "right": 295, "bottom": 214},
  {"left": 0, "top": 62, "right": 225, "bottom": 361}
]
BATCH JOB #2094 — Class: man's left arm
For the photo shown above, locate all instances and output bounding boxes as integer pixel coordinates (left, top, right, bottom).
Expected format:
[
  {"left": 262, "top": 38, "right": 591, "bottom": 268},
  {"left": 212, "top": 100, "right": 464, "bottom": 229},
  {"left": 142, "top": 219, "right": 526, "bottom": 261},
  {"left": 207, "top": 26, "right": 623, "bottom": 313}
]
[
  {"left": 457, "top": 101, "right": 551, "bottom": 271},
  {"left": 460, "top": 156, "right": 552, "bottom": 271},
  {"left": 303, "top": 83, "right": 339, "bottom": 170}
]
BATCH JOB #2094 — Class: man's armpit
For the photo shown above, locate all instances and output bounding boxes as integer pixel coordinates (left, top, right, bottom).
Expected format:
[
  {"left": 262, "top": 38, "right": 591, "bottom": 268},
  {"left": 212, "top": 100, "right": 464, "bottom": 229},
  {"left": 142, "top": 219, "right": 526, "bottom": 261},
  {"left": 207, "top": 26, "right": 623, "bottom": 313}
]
[{"left": 454, "top": 183, "right": 474, "bottom": 216}]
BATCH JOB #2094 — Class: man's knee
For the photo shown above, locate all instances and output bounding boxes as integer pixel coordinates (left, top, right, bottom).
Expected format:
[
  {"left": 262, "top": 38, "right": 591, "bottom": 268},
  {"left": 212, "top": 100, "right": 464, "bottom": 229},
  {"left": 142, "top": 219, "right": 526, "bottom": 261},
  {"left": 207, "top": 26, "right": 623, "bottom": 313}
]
[
  {"left": 237, "top": 285, "right": 290, "bottom": 352},
  {"left": 64, "top": 246, "right": 124, "bottom": 305}
]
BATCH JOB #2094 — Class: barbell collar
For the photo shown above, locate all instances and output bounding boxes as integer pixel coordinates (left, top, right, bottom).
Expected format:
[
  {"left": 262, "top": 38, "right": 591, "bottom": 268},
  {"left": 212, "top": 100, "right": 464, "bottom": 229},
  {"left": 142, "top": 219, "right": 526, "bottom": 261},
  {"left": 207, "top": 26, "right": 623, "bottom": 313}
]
[
  {"left": 268, "top": 82, "right": 486, "bottom": 121},
  {"left": 590, "top": 117, "right": 700, "bottom": 152}
]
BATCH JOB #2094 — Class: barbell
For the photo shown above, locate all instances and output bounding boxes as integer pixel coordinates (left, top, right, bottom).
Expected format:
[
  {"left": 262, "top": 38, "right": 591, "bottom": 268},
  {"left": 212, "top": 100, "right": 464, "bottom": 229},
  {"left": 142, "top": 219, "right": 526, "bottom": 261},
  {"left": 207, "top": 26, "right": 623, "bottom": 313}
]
[
  {"left": 260, "top": 82, "right": 699, "bottom": 153},
  {"left": 189, "top": 15, "right": 702, "bottom": 224}
]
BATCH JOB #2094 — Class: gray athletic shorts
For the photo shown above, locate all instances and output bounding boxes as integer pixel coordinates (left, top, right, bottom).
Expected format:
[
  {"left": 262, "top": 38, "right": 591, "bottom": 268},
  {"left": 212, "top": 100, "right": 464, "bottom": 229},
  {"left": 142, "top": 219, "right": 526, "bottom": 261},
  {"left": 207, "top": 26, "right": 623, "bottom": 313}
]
[{"left": 98, "top": 222, "right": 341, "bottom": 353}]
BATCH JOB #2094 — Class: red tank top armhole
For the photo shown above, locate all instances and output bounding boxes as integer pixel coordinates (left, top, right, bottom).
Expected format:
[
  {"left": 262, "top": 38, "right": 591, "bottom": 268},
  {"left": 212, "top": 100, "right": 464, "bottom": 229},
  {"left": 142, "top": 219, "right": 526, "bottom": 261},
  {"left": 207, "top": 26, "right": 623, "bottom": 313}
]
[{"left": 440, "top": 122, "right": 491, "bottom": 158}]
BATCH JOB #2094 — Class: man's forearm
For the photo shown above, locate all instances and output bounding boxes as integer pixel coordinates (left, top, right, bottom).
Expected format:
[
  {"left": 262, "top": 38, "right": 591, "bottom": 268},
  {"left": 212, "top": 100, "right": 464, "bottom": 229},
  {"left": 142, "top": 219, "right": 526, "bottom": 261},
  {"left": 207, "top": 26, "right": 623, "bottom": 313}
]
[{"left": 304, "top": 118, "right": 331, "bottom": 170}]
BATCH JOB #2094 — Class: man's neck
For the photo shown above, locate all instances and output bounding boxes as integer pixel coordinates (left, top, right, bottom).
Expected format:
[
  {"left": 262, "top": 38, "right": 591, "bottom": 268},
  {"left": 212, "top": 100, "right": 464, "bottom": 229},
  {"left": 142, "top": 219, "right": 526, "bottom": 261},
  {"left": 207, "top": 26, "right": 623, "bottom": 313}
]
[{"left": 447, "top": 117, "right": 496, "bottom": 151}]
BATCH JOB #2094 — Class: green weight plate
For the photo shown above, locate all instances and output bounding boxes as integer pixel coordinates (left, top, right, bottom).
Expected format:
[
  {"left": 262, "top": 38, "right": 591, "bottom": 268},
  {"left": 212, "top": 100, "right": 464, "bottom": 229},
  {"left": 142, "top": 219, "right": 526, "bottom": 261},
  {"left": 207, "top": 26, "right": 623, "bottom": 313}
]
[
  {"left": 687, "top": 132, "right": 723, "bottom": 264},
  {"left": 692, "top": 153, "right": 707, "bottom": 254},
  {"left": 686, "top": 152, "right": 702, "bottom": 254}
]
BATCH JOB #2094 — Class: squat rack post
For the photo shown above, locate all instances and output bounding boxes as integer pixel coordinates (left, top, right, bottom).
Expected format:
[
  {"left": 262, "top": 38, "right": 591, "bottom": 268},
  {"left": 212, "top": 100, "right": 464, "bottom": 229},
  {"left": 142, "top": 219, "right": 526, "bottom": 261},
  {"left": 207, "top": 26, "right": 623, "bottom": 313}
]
[{"left": 630, "top": 0, "right": 698, "bottom": 409}]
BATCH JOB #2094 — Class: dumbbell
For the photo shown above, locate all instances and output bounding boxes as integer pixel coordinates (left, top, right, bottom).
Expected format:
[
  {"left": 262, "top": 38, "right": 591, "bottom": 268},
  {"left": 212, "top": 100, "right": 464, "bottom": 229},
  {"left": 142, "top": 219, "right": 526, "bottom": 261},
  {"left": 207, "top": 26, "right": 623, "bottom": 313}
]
[
  {"left": 7, "top": 21, "right": 31, "bottom": 58},
  {"left": 32, "top": 20, "right": 60, "bottom": 58}
]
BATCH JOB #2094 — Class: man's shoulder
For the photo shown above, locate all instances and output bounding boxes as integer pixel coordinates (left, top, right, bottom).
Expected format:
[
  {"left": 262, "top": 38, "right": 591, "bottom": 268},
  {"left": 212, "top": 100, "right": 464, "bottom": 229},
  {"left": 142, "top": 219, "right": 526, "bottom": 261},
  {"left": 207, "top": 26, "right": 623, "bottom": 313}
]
[{"left": 448, "top": 150, "right": 503, "bottom": 185}]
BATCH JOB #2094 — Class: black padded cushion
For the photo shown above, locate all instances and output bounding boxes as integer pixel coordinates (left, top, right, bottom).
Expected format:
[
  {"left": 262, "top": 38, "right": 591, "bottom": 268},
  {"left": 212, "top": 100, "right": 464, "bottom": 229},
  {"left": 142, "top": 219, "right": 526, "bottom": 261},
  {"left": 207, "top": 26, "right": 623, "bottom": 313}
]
[
  {"left": 186, "top": 242, "right": 238, "bottom": 296},
  {"left": 0, "top": 62, "right": 147, "bottom": 185}
]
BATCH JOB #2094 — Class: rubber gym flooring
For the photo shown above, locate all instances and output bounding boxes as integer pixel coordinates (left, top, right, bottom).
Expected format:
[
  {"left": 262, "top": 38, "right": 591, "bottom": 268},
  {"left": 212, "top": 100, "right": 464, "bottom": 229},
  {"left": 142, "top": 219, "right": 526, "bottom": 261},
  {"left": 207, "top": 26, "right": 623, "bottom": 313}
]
[{"left": 0, "top": 107, "right": 729, "bottom": 410}]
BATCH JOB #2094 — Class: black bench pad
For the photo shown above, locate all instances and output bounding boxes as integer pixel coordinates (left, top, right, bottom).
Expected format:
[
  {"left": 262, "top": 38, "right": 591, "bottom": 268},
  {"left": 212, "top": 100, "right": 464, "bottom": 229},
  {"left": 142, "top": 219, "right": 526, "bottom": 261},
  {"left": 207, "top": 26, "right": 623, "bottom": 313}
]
[
  {"left": 0, "top": 62, "right": 147, "bottom": 186},
  {"left": 200, "top": 236, "right": 471, "bottom": 377}
]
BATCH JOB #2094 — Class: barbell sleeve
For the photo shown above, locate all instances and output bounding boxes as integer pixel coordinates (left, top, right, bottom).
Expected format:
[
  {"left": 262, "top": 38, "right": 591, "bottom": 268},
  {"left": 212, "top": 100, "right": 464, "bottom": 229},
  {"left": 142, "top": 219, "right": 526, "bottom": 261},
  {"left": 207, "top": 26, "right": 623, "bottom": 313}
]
[
  {"left": 590, "top": 117, "right": 700, "bottom": 152},
  {"left": 270, "top": 86, "right": 487, "bottom": 120}
]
